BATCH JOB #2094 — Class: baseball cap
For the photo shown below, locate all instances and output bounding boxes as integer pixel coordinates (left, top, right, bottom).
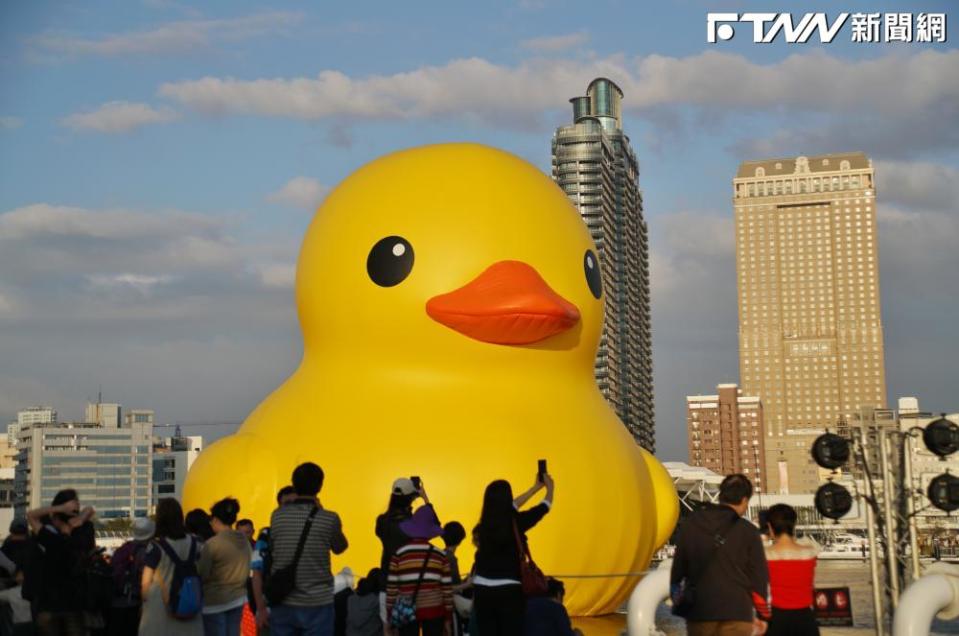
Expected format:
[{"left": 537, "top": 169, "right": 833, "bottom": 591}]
[{"left": 392, "top": 478, "right": 416, "bottom": 496}]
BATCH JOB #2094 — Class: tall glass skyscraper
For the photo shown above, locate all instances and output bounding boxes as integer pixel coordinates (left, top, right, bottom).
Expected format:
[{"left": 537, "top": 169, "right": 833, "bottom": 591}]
[{"left": 552, "top": 78, "right": 654, "bottom": 451}]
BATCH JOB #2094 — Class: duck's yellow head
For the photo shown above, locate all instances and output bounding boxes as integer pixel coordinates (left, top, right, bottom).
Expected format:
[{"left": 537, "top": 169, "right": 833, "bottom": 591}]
[{"left": 296, "top": 143, "right": 604, "bottom": 377}]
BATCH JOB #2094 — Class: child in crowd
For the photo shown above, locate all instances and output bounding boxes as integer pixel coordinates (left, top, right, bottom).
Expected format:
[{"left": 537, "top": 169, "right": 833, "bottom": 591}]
[{"left": 346, "top": 568, "right": 383, "bottom": 636}]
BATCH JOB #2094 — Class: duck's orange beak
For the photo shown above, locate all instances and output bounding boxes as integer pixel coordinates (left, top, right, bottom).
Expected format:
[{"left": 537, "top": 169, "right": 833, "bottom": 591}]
[{"left": 426, "top": 260, "right": 580, "bottom": 345}]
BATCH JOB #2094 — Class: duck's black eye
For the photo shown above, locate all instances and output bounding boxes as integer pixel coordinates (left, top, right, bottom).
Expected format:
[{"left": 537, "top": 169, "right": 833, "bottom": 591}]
[
  {"left": 584, "top": 250, "right": 602, "bottom": 299},
  {"left": 367, "top": 236, "right": 414, "bottom": 287}
]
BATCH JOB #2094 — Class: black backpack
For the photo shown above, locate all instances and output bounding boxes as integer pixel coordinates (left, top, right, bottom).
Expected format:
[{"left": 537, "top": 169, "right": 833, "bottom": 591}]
[{"left": 75, "top": 548, "right": 114, "bottom": 612}]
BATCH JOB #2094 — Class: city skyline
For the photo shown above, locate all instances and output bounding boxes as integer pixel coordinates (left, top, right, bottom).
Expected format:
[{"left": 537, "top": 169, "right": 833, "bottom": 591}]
[{"left": 0, "top": 2, "right": 957, "bottom": 461}]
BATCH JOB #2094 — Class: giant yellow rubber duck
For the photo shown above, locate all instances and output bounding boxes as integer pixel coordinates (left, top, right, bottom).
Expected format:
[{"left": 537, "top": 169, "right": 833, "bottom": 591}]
[{"left": 183, "top": 143, "right": 678, "bottom": 615}]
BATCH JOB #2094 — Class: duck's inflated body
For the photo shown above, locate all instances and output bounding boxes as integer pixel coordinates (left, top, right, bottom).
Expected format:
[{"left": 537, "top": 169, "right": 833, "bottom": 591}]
[{"left": 183, "top": 143, "right": 678, "bottom": 615}]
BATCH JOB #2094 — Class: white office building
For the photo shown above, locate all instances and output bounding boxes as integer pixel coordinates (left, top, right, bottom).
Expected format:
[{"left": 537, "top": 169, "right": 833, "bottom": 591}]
[
  {"left": 13, "top": 403, "right": 153, "bottom": 519},
  {"left": 153, "top": 432, "right": 203, "bottom": 503}
]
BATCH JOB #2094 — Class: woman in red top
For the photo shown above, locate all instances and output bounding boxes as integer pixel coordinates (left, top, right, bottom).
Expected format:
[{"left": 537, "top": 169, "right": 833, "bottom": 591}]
[{"left": 764, "top": 504, "right": 820, "bottom": 636}]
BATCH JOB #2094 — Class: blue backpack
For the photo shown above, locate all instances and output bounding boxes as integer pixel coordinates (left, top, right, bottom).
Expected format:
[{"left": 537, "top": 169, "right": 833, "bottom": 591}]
[{"left": 158, "top": 537, "right": 202, "bottom": 620}]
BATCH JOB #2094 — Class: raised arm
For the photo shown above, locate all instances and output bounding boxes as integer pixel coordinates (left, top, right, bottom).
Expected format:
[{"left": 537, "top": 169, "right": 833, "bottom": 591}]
[
  {"left": 68, "top": 506, "right": 96, "bottom": 529},
  {"left": 512, "top": 481, "right": 544, "bottom": 510},
  {"left": 26, "top": 500, "right": 77, "bottom": 534}
]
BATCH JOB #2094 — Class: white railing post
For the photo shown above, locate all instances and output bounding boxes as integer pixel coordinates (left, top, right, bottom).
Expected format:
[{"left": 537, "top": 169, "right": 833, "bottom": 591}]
[
  {"left": 893, "top": 563, "right": 959, "bottom": 636},
  {"left": 626, "top": 560, "right": 671, "bottom": 636}
]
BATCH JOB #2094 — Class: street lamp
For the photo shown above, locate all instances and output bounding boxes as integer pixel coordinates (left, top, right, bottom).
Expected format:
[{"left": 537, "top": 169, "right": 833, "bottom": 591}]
[
  {"left": 927, "top": 473, "right": 959, "bottom": 513},
  {"left": 922, "top": 415, "right": 959, "bottom": 458},
  {"left": 812, "top": 432, "right": 851, "bottom": 469}
]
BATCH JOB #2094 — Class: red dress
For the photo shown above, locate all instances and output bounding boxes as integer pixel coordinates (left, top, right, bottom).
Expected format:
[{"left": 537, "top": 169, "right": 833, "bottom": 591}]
[{"left": 765, "top": 540, "right": 819, "bottom": 609}]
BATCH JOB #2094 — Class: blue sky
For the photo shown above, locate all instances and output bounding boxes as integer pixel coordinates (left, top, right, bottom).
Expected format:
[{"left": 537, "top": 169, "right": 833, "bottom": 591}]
[{"left": 1, "top": 1, "right": 957, "bottom": 460}]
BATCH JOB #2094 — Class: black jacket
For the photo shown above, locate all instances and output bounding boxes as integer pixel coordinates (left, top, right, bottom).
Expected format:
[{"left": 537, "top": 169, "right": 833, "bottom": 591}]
[
  {"left": 474, "top": 503, "right": 549, "bottom": 581},
  {"left": 670, "top": 504, "right": 770, "bottom": 622}
]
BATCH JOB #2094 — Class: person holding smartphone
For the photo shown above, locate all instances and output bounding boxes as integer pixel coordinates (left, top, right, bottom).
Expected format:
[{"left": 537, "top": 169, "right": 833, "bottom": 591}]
[
  {"left": 375, "top": 477, "right": 440, "bottom": 621},
  {"left": 472, "top": 467, "right": 554, "bottom": 636}
]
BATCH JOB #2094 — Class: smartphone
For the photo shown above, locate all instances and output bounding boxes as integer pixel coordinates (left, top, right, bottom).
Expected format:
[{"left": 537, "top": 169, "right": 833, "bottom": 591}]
[
  {"left": 537, "top": 459, "right": 547, "bottom": 483},
  {"left": 411, "top": 475, "right": 422, "bottom": 491}
]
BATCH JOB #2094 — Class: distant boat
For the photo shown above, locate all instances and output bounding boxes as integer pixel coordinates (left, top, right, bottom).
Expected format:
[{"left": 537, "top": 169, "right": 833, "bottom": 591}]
[{"left": 818, "top": 533, "right": 868, "bottom": 560}]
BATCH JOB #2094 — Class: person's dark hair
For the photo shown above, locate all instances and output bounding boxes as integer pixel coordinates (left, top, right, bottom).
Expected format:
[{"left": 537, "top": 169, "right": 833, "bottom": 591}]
[
  {"left": 718, "top": 474, "right": 753, "bottom": 505},
  {"left": 277, "top": 485, "right": 295, "bottom": 504},
  {"left": 767, "top": 504, "right": 798, "bottom": 537},
  {"left": 478, "top": 480, "right": 515, "bottom": 548},
  {"left": 184, "top": 508, "right": 214, "bottom": 540},
  {"left": 51, "top": 489, "right": 78, "bottom": 507},
  {"left": 236, "top": 519, "right": 254, "bottom": 531},
  {"left": 155, "top": 498, "right": 187, "bottom": 540},
  {"left": 256, "top": 527, "right": 270, "bottom": 543},
  {"left": 442, "top": 521, "right": 466, "bottom": 548},
  {"left": 547, "top": 577, "right": 565, "bottom": 599},
  {"left": 210, "top": 498, "right": 240, "bottom": 527},
  {"left": 292, "top": 462, "right": 324, "bottom": 496},
  {"left": 356, "top": 568, "right": 383, "bottom": 596},
  {"left": 385, "top": 493, "right": 415, "bottom": 516},
  {"left": 50, "top": 488, "right": 79, "bottom": 524}
]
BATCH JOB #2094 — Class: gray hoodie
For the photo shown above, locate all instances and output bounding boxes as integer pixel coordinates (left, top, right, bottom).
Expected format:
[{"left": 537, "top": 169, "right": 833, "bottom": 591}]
[{"left": 345, "top": 593, "right": 382, "bottom": 636}]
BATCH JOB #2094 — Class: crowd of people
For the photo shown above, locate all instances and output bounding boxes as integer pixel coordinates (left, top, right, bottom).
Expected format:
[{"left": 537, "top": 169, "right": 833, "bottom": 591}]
[
  {"left": 0, "top": 467, "right": 828, "bottom": 636},
  {"left": 0, "top": 462, "right": 581, "bottom": 636},
  {"left": 670, "top": 474, "right": 821, "bottom": 636}
]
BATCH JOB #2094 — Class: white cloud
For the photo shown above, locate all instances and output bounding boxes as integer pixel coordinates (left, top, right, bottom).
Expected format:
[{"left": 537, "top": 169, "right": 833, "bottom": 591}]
[
  {"left": 0, "top": 116, "right": 22, "bottom": 130},
  {"left": 31, "top": 12, "right": 300, "bottom": 57},
  {"left": 266, "top": 177, "right": 329, "bottom": 210},
  {"left": 256, "top": 264, "right": 296, "bottom": 288},
  {"left": 520, "top": 32, "right": 589, "bottom": 52},
  {"left": 158, "top": 50, "right": 959, "bottom": 126},
  {"left": 875, "top": 160, "right": 959, "bottom": 212},
  {"left": 0, "top": 291, "right": 16, "bottom": 317},
  {"left": 87, "top": 273, "right": 175, "bottom": 294},
  {"left": 0, "top": 203, "right": 219, "bottom": 241},
  {"left": 61, "top": 101, "right": 178, "bottom": 133}
]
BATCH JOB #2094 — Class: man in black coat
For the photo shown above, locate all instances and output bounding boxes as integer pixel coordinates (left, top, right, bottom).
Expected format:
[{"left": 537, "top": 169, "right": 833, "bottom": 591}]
[{"left": 671, "top": 474, "right": 771, "bottom": 636}]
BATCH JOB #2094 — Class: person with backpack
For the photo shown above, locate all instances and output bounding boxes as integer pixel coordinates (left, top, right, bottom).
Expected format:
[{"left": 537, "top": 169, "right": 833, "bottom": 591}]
[
  {"left": 107, "top": 518, "right": 154, "bottom": 636},
  {"left": 25, "top": 488, "right": 95, "bottom": 635},
  {"left": 140, "top": 498, "right": 203, "bottom": 636},
  {"left": 385, "top": 506, "right": 454, "bottom": 636},
  {"left": 71, "top": 521, "right": 112, "bottom": 635},
  {"left": 267, "top": 462, "right": 348, "bottom": 636},
  {"left": 670, "top": 474, "right": 771, "bottom": 636},
  {"left": 198, "top": 498, "right": 252, "bottom": 636}
]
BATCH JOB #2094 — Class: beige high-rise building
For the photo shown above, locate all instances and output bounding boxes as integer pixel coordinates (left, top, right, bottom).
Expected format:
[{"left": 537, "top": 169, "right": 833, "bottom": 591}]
[{"left": 733, "top": 152, "right": 887, "bottom": 494}]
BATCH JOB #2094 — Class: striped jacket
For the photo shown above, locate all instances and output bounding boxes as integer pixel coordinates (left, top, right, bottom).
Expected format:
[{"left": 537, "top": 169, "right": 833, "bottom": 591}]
[{"left": 386, "top": 541, "right": 453, "bottom": 621}]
